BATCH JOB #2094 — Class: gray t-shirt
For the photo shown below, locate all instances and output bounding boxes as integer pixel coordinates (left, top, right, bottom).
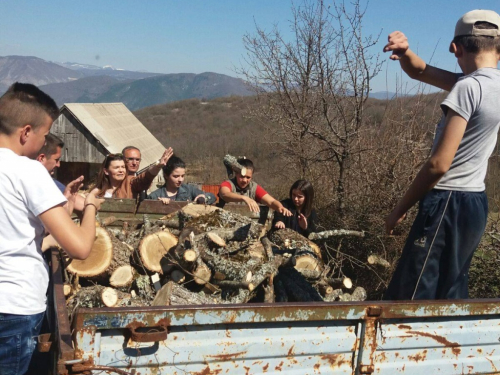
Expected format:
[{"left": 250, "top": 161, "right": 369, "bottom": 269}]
[{"left": 434, "top": 68, "right": 500, "bottom": 192}]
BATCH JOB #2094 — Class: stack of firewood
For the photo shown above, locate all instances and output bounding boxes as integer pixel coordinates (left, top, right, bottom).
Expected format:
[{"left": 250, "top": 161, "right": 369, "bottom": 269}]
[{"left": 63, "top": 204, "right": 367, "bottom": 312}]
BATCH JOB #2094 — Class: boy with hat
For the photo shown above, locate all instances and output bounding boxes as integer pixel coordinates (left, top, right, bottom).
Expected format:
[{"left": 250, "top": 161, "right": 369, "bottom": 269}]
[{"left": 383, "top": 10, "right": 500, "bottom": 300}]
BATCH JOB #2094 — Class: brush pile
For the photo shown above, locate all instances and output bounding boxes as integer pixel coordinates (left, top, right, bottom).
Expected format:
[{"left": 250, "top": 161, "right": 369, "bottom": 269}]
[{"left": 63, "top": 204, "right": 366, "bottom": 312}]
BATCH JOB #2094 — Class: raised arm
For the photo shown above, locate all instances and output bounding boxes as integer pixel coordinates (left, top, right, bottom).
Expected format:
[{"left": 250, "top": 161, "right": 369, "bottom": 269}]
[{"left": 384, "top": 31, "right": 458, "bottom": 92}]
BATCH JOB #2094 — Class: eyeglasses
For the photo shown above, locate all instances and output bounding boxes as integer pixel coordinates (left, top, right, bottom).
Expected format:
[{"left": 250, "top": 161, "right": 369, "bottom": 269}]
[{"left": 125, "top": 157, "right": 141, "bottom": 162}]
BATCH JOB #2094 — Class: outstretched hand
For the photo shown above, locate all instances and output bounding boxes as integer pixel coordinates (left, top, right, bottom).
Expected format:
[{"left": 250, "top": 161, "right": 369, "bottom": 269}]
[
  {"left": 383, "top": 31, "right": 409, "bottom": 60},
  {"left": 279, "top": 206, "right": 292, "bottom": 217},
  {"left": 243, "top": 196, "right": 260, "bottom": 213}
]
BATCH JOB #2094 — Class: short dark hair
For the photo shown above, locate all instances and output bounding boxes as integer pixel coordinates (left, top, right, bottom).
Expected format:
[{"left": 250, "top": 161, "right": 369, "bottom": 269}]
[
  {"left": 237, "top": 158, "right": 254, "bottom": 172},
  {"left": 162, "top": 155, "right": 186, "bottom": 177},
  {"left": 38, "top": 133, "right": 64, "bottom": 158},
  {"left": 290, "top": 179, "right": 314, "bottom": 217},
  {"left": 452, "top": 22, "right": 500, "bottom": 54},
  {"left": 122, "top": 146, "right": 141, "bottom": 155},
  {"left": 0, "top": 83, "right": 59, "bottom": 135}
]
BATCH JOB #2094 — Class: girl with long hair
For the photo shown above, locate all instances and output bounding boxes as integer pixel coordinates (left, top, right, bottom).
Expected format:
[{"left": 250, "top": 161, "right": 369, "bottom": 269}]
[{"left": 273, "top": 179, "right": 317, "bottom": 237}]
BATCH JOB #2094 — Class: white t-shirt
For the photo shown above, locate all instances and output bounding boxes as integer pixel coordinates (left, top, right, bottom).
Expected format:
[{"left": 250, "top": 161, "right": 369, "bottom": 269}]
[
  {"left": 0, "top": 148, "right": 66, "bottom": 315},
  {"left": 435, "top": 68, "right": 500, "bottom": 191}
]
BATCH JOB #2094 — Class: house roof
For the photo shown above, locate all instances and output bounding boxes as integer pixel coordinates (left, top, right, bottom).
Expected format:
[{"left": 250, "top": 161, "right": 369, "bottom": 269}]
[{"left": 60, "top": 103, "right": 166, "bottom": 170}]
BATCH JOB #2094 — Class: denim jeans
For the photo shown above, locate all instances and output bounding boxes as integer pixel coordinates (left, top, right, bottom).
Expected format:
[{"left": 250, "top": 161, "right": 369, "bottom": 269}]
[{"left": 0, "top": 312, "right": 45, "bottom": 375}]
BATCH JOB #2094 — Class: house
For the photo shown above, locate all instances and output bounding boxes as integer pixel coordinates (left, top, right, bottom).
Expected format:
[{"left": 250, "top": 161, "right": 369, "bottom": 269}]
[{"left": 51, "top": 103, "right": 166, "bottom": 189}]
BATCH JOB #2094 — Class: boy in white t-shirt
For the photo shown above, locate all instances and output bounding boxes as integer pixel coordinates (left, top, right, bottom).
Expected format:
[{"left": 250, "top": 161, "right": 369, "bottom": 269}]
[{"left": 0, "top": 83, "right": 102, "bottom": 375}]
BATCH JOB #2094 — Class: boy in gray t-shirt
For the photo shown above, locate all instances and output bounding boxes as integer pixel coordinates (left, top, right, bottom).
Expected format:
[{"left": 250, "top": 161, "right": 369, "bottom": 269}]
[{"left": 383, "top": 10, "right": 500, "bottom": 300}]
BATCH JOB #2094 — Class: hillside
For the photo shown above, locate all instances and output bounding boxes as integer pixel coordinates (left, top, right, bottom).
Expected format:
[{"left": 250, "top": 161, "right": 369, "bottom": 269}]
[
  {"left": 96, "top": 72, "right": 253, "bottom": 110},
  {"left": 39, "top": 76, "right": 131, "bottom": 105},
  {"left": 0, "top": 55, "right": 83, "bottom": 89}
]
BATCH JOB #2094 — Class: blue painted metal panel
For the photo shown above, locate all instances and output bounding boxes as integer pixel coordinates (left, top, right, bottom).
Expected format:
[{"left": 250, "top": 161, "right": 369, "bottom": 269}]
[
  {"left": 80, "top": 320, "right": 359, "bottom": 374},
  {"left": 375, "top": 315, "right": 500, "bottom": 374}
]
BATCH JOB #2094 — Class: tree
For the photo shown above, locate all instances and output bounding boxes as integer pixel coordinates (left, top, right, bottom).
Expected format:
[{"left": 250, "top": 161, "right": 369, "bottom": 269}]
[{"left": 240, "top": 0, "right": 382, "bottom": 215}]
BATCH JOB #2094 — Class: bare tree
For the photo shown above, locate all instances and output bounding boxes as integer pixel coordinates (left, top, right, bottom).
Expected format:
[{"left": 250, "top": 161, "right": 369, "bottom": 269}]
[{"left": 240, "top": 0, "right": 382, "bottom": 215}]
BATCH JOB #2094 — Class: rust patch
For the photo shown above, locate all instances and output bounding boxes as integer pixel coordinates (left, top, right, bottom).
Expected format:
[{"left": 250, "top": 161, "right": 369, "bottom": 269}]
[
  {"left": 287, "top": 345, "right": 295, "bottom": 356},
  {"left": 378, "top": 351, "right": 388, "bottom": 363},
  {"left": 486, "top": 357, "right": 499, "bottom": 372},
  {"left": 398, "top": 324, "right": 411, "bottom": 330},
  {"left": 225, "top": 329, "right": 231, "bottom": 338},
  {"left": 244, "top": 366, "right": 250, "bottom": 375},
  {"left": 320, "top": 354, "right": 349, "bottom": 368},
  {"left": 206, "top": 351, "right": 247, "bottom": 360},
  {"left": 191, "top": 366, "right": 222, "bottom": 375},
  {"left": 408, "top": 349, "right": 427, "bottom": 363},
  {"left": 275, "top": 361, "right": 284, "bottom": 371},
  {"left": 410, "top": 331, "right": 459, "bottom": 347},
  {"left": 262, "top": 363, "right": 269, "bottom": 372}
]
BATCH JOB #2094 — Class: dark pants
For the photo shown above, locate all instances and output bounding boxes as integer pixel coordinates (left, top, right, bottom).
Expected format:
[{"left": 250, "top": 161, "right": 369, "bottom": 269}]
[
  {"left": 385, "top": 189, "right": 488, "bottom": 300},
  {"left": 0, "top": 311, "right": 45, "bottom": 375}
]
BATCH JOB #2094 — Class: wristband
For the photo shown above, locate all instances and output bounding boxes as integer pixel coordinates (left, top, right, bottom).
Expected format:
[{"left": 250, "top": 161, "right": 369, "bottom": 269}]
[{"left": 84, "top": 203, "right": 98, "bottom": 211}]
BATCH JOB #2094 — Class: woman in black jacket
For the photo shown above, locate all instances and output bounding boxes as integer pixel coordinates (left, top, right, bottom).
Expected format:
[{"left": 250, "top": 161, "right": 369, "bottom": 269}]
[{"left": 273, "top": 179, "right": 317, "bottom": 237}]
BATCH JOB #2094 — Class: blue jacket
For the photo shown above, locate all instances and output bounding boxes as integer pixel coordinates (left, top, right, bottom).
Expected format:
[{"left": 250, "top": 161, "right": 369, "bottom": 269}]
[{"left": 147, "top": 183, "right": 216, "bottom": 204}]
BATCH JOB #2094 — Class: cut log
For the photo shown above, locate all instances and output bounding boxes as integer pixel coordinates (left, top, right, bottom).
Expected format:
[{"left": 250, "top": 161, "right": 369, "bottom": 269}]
[
  {"left": 294, "top": 252, "right": 322, "bottom": 272},
  {"left": 263, "top": 275, "right": 275, "bottom": 303},
  {"left": 367, "top": 255, "right": 391, "bottom": 268},
  {"left": 223, "top": 154, "right": 247, "bottom": 177},
  {"left": 181, "top": 204, "right": 219, "bottom": 219},
  {"left": 152, "top": 281, "right": 220, "bottom": 306},
  {"left": 133, "top": 275, "right": 156, "bottom": 302},
  {"left": 309, "top": 229, "right": 365, "bottom": 240},
  {"left": 101, "top": 287, "right": 132, "bottom": 307},
  {"left": 317, "top": 282, "right": 334, "bottom": 297},
  {"left": 202, "top": 249, "right": 261, "bottom": 282},
  {"left": 351, "top": 286, "right": 367, "bottom": 301},
  {"left": 109, "top": 265, "right": 136, "bottom": 289},
  {"left": 269, "top": 228, "right": 322, "bottom": 259},
  {"left": 247, "top": 241, "right": 266, "bottom": 261},
  {"left": 138, "top": 231, "right": 178, "bottom": 273},
  {"left": 260, "top": 237, "right": 274, "bottom": 260},
  {"left": 193, "top": 259, "right": 212, "bottom": 285},
  {"left": 206, "top": 232, "right": 226, "bottom": 248},
  {"left": 66, "top": 227, "right": 113, "bottom": 279},
  {"left": 327, "top": 277, "right": 353, "bottom": 290}
]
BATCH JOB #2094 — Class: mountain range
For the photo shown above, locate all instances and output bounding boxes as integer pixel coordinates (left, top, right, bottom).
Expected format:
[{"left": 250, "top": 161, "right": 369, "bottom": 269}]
[
  {"left": 0, "top": 55, "right": 253, "bottom": 110},
  {"left": 0, "top": 55, "right": 394, "bottom": 110}
]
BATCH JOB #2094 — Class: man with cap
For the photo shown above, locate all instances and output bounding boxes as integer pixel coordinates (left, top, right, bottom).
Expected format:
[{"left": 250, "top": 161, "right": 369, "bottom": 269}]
[{"left": 382, "top": 10, "right": 500, "bottom": 300}]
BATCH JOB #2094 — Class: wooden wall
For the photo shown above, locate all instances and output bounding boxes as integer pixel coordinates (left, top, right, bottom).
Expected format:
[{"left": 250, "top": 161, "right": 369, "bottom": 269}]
[{"left": 51, "top": 108, "right": 109, "bottom": 164}]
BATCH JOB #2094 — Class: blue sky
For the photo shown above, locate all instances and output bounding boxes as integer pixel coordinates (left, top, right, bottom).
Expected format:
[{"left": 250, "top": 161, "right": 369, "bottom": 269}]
[{"left": 1, "top": 0, "right": 499, "bottom": 92}]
